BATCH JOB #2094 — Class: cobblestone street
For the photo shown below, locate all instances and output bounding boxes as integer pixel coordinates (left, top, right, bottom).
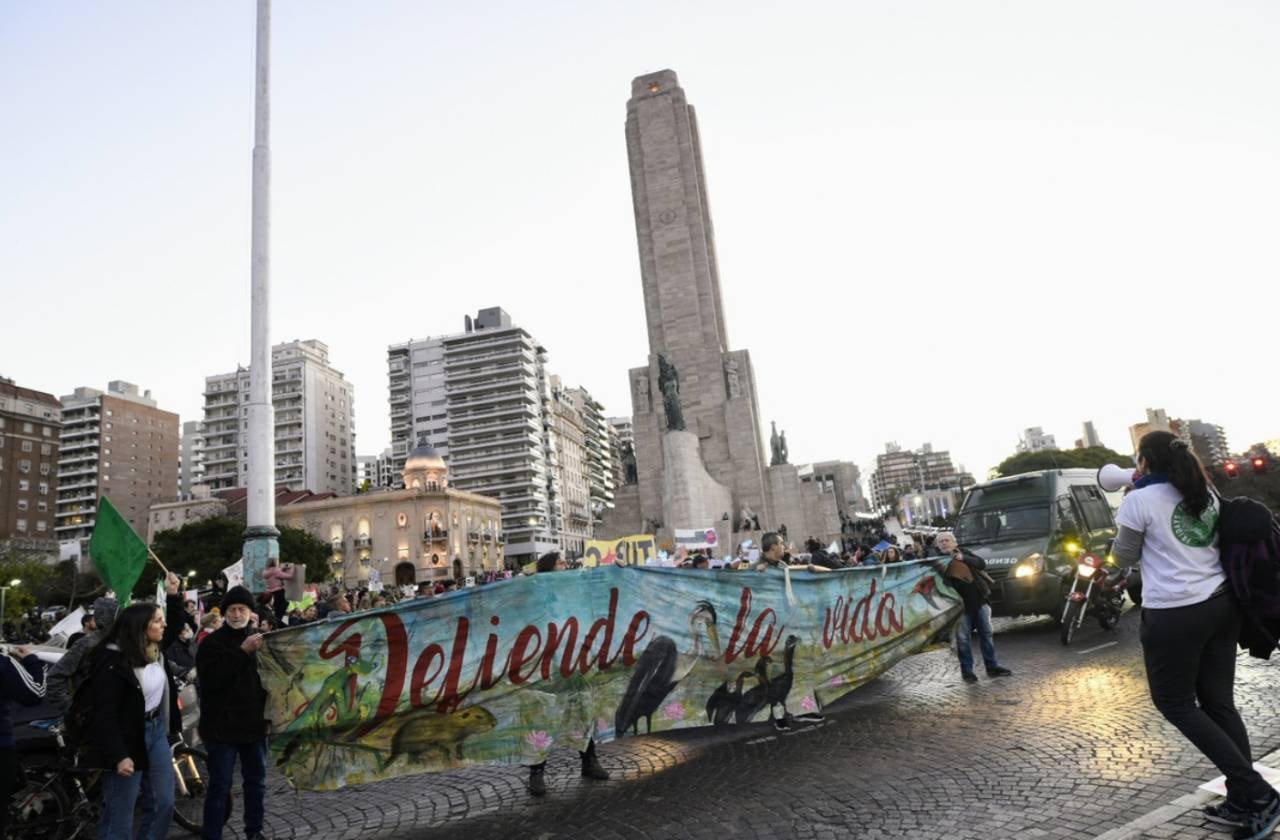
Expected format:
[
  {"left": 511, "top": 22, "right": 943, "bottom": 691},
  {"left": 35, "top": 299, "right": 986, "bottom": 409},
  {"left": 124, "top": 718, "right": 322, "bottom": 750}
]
[{"left": 177, "top": 609, "right": 1280, "bottom": 840}]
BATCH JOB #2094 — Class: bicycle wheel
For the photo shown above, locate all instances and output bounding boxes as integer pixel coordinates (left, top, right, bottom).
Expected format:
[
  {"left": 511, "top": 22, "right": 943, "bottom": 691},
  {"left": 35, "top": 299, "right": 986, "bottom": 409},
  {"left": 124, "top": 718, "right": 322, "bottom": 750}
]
[
  {"left": 171, "top": 746, "right": 232, "bottom": 835},
  {"left": 7, "top": 765, "right": 73, "bottom": 840}
]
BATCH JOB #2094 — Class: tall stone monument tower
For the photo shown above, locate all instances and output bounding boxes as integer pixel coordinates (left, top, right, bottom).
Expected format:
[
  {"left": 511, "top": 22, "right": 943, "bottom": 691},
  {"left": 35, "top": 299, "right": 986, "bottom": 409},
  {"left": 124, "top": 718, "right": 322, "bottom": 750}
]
[{"left": 604, "top": 69, "right": 772, "bottom": 541}]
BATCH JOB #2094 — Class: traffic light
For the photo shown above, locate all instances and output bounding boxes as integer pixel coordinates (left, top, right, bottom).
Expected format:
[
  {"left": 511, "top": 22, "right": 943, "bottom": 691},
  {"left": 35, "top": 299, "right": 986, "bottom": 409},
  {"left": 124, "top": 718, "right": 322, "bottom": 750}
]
[
  {"left": 1224, "top": 461, "right": 1239, "bottom": 479},
  {"left": 1252, "top": 456, "right": 1268, "bottom": 475}
]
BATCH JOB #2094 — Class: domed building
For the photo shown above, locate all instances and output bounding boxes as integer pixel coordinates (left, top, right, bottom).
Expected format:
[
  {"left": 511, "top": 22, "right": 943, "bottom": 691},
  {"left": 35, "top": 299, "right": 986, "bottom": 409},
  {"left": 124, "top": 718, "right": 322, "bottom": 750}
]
[{"left": 279, "top": 444, "right": 503, "bottom": 589}]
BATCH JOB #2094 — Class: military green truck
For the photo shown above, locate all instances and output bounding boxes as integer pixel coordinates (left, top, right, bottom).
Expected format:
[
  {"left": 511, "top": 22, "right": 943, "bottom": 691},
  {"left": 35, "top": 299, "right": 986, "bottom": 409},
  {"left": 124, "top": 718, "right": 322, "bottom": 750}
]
[{"left": 951, "top": 469, "right": 1120, "bottom": 619}]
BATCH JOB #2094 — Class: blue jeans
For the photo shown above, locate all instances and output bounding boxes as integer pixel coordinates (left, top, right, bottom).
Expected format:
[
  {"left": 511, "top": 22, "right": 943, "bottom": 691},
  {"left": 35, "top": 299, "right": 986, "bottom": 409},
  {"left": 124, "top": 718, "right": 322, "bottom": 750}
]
[
  {"left": 202, "top": 740, "right": 266, "bottom": 840},
  {"left": 99, "top": 715, "right": 174, "bottom": 840},
  {"left": 955, "top": 604, "right": 1000, "bottom": 674}
]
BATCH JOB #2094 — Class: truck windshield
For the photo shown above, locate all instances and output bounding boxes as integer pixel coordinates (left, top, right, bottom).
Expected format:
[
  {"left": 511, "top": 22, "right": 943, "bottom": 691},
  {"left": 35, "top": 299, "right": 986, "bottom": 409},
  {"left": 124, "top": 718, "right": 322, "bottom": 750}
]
[{"left": 955, "top": 505, "right": 1051, "bottom": 545}]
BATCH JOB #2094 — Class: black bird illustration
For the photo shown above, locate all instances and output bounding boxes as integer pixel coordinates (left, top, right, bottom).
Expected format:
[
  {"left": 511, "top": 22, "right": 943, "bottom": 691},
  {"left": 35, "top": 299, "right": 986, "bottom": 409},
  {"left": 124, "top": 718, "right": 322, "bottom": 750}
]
[
  {"left": 706, "top": 672, "right": 751, "bottom": 725},
  {"left": 615, "top": 600, "right": 720, "bottom": 736},
  {"left": 734, "top": 656, "right": 772, "bottom": 724},
  {"left": 764, "top": 635, "right": 800, "bottom": 724}
]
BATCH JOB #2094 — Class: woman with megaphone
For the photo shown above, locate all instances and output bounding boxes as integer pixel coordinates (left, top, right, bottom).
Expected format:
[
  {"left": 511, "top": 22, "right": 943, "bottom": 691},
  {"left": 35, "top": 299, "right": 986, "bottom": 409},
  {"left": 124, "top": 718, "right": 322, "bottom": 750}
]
[{"left": 1113, "top": 431, "right": 1279, "bottom": 839}]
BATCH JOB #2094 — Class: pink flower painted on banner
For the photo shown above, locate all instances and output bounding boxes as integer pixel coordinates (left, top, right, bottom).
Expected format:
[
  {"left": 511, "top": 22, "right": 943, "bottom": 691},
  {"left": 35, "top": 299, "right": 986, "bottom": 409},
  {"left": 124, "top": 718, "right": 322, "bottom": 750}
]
[
  {"left": 525, "top": 730, "right": 553, "bottom": 751},
  {"left": 800, "top": 695, "right": 818, "bottom": 712},
  {"left": 596, "top": 717, "right": 611, "bottom": 734},
  {"left": 662, "top": 702, "right": 686, "bottom": 721},
  {"left": 829, "top": 675, "right": 846, "bottom": 687}
]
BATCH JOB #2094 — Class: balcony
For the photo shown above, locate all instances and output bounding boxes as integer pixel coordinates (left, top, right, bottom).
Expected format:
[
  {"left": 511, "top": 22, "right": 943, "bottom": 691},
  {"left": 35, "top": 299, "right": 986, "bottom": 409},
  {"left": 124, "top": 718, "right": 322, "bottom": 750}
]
[
  {"left": 422, "top": 529, "right": 448, "bottom": 543},
  {"left": 61, "top": 425, "right": 101, "bottom": 440},
  {"left": 59, "top": 451, "right": 99, "bottom": 466},
  {"left": 354, "top": 535, "right": 372, "bottom": 549}
]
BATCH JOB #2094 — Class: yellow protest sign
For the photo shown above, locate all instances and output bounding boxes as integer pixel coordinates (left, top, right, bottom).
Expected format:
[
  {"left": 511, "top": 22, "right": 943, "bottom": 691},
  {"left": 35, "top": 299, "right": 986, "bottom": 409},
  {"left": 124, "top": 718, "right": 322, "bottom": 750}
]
[{"left": 583, "top": 534, "right": 656, "bottom": 567}]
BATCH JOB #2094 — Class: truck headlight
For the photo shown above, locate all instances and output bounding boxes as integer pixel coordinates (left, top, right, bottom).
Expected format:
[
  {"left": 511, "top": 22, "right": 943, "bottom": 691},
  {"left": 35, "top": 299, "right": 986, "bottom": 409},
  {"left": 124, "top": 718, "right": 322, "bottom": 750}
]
[{"left": 1014, "top": 564, "right": 1038, "bottom": 578}]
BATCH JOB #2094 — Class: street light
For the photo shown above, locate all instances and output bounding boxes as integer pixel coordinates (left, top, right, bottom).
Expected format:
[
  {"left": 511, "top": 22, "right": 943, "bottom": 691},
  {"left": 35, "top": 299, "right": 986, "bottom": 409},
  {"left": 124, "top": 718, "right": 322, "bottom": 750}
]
[{"left": 0, "top": 578, "right": 21, "bottom": 634}]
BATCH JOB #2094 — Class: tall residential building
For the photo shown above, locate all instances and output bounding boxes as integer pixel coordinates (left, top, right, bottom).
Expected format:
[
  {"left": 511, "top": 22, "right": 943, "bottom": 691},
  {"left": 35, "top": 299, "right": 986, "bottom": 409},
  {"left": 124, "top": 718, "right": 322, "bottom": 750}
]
[
  {"left": 356, "top": 447, "right": 396, "bottom": 491},
  {"left": 388, "top": 308, "right": 563, "bottom": 566},
  {"left": 868, "top": 442, "right": 963, "bottom": 511},
  {"left": 1016, "top": 427, "right": 1058, "bottom": 453},
  {"left": 202, "top": 340, "right": 356, "bottom": 497},
  {"left": 564, "top": 386, "right": 615, "bottom": 524},
  {"left": 55, "top": 382, "right": 179, "bottom": 553},
  {"left": 550, "top": 377, "right": 592, "bottom": 557},
  {"left": 179, "top": 420, "right": 205, "bottom": 495},
  {"left": 1129, "top": 407, "right": 1173, "bottom": 451},
  {"left": 1183, "top": 419, "right": 1230, "bottom": 466},
  {"left": 0, "top": 378, "right": 62, "bottom": 557},
  {"left": 1082, "top": 421, "right": 1102, "bottom": 449}
]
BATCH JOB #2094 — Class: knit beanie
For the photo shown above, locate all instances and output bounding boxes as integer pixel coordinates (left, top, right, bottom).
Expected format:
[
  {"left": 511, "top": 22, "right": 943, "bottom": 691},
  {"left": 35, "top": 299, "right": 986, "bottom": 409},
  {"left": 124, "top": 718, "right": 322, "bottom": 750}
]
[{"left": 220, "top": 585, "right": 258, "bottom": 614}]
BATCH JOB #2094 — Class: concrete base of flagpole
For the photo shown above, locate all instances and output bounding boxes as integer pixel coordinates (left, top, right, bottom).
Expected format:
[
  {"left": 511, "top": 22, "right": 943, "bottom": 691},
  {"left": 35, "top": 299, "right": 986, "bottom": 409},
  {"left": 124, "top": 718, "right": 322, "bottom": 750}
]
[{"left": 242, "top": 525, "right": 280, "bottom": 595}]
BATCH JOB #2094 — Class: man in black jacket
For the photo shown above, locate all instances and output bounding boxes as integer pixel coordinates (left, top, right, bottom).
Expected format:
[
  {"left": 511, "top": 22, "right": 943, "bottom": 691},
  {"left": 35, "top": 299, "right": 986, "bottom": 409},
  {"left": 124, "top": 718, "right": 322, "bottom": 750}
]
[
  {"left": 930, "top": 531, "right": 1012, "bottom": 683},
  {"left": 196, "top": 586, "right": 268, "bottom": 840}
]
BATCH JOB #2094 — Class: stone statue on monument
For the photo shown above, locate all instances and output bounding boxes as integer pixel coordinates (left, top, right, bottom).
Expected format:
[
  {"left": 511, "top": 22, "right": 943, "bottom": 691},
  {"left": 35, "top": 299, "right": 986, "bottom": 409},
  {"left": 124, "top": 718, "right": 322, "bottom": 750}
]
[
  {"left": 621, "top": 441, "right": 638, "bottom": 484},
  {"left": 657, "top": 354, "right": 684, "bottom": 431},
  {"left": 724, "top": 356, "right": 741, "bottom": 399},
  {"left": 770, "top": 421, "right": 789, "bottom": 466}
]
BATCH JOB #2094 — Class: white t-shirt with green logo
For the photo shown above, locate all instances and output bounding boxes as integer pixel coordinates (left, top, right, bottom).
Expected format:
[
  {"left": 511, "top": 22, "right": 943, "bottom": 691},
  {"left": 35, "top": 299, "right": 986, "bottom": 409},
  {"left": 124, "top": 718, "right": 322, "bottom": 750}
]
[{"left": 1115, "top": 482, "right": 1223, "bottom": 609}]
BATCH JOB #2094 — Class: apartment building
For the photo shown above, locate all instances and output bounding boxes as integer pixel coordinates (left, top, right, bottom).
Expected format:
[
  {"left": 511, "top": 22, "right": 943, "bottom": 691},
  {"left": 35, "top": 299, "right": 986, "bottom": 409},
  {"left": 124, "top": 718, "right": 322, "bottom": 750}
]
[{"left": 0, "top": 378, "right": 62, "bottom": 557}]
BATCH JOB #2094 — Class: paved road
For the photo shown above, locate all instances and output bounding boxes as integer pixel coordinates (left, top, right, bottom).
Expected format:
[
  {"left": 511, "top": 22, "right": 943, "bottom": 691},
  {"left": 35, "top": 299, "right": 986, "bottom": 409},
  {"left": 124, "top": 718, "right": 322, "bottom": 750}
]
[{"left": 186, "top": 608, "right": 1280, "bottom": 840}]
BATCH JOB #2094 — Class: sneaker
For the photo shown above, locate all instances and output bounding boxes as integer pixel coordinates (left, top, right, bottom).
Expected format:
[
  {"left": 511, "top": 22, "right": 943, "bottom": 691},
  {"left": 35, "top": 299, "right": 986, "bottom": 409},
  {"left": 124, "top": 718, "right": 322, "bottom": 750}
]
[
  {"left": 528, "top": 766, "right": 546, "bottom": 797},
  {"left": 772, "top": 716, "right": 792, "bottom": 732},
  {"left": 792, "top": 712, "right": 825, "bottom": 724},
  {"left": 986, "top": 666, "right": 1013, "bottom": 677},
  {"left": 961, "top": 671, "right": 978, "bottom": 683},
  {"left": 1234, "top": 790, "right": 1280, "bottom": 840},
  {"left": 1204, "top": 800, "right": 1248, "bottom": 828}
]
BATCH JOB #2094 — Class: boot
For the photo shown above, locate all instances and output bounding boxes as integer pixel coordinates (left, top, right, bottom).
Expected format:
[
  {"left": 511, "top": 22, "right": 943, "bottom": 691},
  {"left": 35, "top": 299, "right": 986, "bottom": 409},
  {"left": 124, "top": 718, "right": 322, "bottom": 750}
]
[
  {"left": 580, "top": 741, "right": 610, "bottom": 780},
  {"left": 528, "top": 763, "right": 546, "bottom": 797}
]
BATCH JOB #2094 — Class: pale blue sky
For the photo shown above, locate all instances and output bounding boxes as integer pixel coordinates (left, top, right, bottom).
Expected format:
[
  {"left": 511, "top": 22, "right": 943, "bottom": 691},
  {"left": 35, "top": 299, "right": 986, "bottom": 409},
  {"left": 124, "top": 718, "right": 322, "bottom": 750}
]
[{"left": 2, "top": 1, "right": 1277, "bottom": 485}]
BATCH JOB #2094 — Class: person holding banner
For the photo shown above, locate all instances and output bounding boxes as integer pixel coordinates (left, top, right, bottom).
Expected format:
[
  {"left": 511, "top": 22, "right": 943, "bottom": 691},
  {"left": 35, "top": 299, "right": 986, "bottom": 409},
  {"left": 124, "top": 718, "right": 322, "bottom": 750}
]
[{"left": 527, "top": 551, "right": 610, "bottom": 797}]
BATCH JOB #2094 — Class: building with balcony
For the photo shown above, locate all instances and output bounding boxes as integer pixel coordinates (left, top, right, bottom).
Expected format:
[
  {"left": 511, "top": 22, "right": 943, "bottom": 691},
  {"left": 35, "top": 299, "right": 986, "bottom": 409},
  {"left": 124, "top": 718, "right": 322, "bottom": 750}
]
[
  {"left": 278, "top": 445, "right": 503, "bottom": 588},
  {"left": 356, "top": 448, "right": 396, "bottom": 491},
  {"left": 550, "top": 378, "right": 592, "bottom": 557},
  {"left": 202, "top": 339, "right": 355, "bottom": 497},
  {"left": 179, "top": 420, "right": 205, "bottom": 495},
  {"left": 387, "top": 308, "right": 565, "bottom": 567},
  {"left": 1182, "top": 419, "right": 1231, "bottom": 466},
  {"left": 1016, "top": 426, "right": 1058, "bottom": 453},
  {"left": 0, "top": 377, "right": 62, "bottom": 559},
  {"left": 54, "top": 381, "right": 179, "bottom": 558},
  {"left": 868, "top": 442, "right": 966, "bottom": 512}
]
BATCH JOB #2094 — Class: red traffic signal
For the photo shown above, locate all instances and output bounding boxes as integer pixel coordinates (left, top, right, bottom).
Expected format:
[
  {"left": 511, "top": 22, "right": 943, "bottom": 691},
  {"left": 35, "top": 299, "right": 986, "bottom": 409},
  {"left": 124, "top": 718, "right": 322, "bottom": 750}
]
[
  {"left": 1252, "top": 456, "right": 1268, "bottom": 475},
  {"left": 1224, "top": 461, "right": 1239, "bottom": 478}
]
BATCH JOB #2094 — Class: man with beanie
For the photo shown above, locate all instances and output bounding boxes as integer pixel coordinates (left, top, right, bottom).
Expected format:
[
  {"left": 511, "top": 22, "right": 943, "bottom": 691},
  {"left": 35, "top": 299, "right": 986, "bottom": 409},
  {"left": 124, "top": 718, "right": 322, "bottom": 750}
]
[
  {"left": 930, "top": 531, "right": 1012, "bottom": 683},
  {"left": 196, "top": 586, "right": 269, "bottom": 840}
]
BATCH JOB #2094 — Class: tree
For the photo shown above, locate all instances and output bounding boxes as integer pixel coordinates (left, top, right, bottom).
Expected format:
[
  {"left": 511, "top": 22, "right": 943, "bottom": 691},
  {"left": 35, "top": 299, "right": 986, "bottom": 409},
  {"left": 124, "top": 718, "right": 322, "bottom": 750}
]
[
  {"left": 1210, "top": 466, "right": 1280, "bottom": 515},
  {"left": 992, "top": 446, "right": 1134, "bottom": 478},
  {"left": 151, "top": 516, "right": 333, "bottom": 591}
]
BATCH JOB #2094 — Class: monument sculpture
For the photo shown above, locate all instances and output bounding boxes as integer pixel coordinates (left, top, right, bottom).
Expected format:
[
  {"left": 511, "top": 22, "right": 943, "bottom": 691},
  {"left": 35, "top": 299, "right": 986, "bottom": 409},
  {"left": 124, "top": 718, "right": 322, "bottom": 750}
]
[
  {"left": 621, "top": 441, "right": 638, "bottom": 485},
  {"left": 657, "top": 354, "right": 684, "bottom": 431},
  {"left": 770, "top": 421, "right": 790, "bottom": 466},
  {"left": 599, "top": 70, "right": 850, "bottom": 549}
]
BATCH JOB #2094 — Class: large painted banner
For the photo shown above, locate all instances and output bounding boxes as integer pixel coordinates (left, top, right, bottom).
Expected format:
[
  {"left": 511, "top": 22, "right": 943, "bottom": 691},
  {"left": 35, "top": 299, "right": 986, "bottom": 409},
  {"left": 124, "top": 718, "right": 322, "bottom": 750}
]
[{"left": 259, "top": 561, "right": 960, "bottom": 791}]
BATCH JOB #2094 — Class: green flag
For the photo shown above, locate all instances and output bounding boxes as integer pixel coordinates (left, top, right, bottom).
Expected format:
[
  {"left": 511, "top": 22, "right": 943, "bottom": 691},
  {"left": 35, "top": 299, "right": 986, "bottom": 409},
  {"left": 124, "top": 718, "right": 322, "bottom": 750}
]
[{"left": 89, "top": 496, "right": 148, "bottom": 599}]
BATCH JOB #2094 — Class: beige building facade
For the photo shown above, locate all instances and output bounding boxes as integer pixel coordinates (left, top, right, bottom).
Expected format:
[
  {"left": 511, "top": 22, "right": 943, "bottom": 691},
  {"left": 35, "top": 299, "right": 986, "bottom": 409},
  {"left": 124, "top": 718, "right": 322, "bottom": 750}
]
[
  {"left": 278, "top": 446, "right": 503, "bottom": 588},
  {"left": 0, "top": 378, "right": 62, "bottom": 557}
]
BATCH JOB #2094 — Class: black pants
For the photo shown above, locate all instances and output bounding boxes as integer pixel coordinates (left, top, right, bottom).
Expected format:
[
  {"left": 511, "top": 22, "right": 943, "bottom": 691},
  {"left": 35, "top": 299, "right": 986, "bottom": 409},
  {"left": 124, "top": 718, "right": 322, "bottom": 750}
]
[
  {"left": 0, "top": 747, "right": 17, "bottom": 837},
  {"left": 271, "top": 589, "right": 288, "bottom": 623},
  {"left": 1141, "top": 592, "right": 1271, "bottom": 804}
]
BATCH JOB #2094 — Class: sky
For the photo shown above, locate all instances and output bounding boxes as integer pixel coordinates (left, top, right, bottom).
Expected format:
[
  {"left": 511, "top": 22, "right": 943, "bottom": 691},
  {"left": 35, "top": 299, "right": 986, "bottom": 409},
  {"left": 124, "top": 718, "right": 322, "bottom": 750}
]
[{"left": 2, "top": 1, "right": 1278, "bottom": 489}]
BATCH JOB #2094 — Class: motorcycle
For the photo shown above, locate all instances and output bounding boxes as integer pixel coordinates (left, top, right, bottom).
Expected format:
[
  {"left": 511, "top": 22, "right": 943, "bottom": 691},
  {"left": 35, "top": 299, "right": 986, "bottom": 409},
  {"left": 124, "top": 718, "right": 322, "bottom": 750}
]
[{"left": 1059, "top": 551, "right": 1139, "bottom": 645}]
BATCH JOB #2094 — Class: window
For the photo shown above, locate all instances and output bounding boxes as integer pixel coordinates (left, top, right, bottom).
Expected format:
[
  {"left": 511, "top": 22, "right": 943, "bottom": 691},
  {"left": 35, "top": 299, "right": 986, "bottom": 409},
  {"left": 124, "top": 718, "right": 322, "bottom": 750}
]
[
  {"left": 42, "top": 426, "right": 51, "bottom": 438},
  {"left": 18, "top": 479, "right": 28, "bottom": 492},
  {"left": 106, "top": 409, "right": 113, "bottom": 417},
  {"left": 22, "top": 422, "right": 33, "bottom": 433},
  {"left": 1070, "top": 485, "right": 1115, "bottom": 532},
  {"left": 36, "top": 520, "right": 47, "bottom": 532},
  {"left": 38, "top": 482, "right": 48, "bottom": 495},
  {"left": 40, "top": 443, "right": 51, "bottom": 455},
  {"left": 19, "top": 460, "right": 30, "bottom": 473},
  {"left": 15, "top": 518, "right": 26, "bottom": 532},
  {"left": 17, "top": 499, "right": 28, "bottom": 511},
  {"left": 39, "top": 463, "right": 48, "bottom": 475},
  {"left": 37, "top": 501, "right": 48, "bottom": 512},
  {"left": 21, "top": 440, "right": 32, "bottom": 452}
]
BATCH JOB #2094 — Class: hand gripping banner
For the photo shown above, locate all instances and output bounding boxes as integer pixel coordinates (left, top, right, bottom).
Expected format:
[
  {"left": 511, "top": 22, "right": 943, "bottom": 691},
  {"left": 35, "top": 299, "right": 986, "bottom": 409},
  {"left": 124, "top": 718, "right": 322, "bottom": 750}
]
[{"left": 259, "top": 561, "right": 960, "bottom": 791}]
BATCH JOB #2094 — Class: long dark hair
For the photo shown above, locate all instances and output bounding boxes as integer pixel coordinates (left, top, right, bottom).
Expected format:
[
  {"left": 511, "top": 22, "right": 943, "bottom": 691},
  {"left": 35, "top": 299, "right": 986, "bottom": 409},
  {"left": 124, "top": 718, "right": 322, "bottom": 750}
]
[
  {"left": 96, "top": 603, "right": 163, "bottom": 668},
  {"left": 1138, "top": 430, "right": 1212, "bottom": 517}
]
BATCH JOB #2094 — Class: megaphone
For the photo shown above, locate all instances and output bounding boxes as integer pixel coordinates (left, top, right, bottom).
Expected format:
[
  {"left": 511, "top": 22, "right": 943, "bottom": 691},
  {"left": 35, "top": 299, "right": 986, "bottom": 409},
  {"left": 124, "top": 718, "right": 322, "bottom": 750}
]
[{"left": 1097, "top": 463, "right": 1137, "bottom": 493}]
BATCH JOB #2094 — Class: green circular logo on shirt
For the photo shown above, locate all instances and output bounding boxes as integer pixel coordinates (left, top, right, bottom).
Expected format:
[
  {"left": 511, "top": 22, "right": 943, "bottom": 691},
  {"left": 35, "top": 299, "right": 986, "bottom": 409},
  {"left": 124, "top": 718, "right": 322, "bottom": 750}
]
[{"left": 1171, "top": 497, "right": 1218, "bottom": 547}]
